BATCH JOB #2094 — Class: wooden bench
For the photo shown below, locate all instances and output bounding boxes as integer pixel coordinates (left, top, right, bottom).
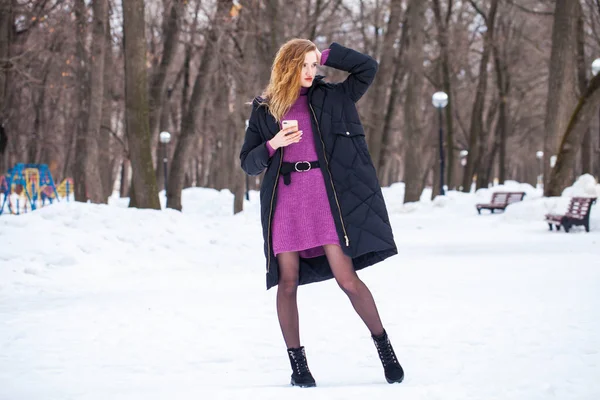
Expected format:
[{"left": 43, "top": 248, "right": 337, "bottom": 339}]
[
  {"left": 476, "top": 192, "right": 526, "bottom": 214},
  {"left": 545, "top": 197, "right": 597, "bottom": 233}
]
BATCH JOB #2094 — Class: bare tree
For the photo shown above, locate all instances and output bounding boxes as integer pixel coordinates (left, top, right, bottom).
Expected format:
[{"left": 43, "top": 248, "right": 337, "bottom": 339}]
[
  {"left": 0, "top": 0, "right": 595, "bottom": 212},
  {"left": 367, "top": 0, "right": 403, "bottom": 176},
  {"left": 122, "top": 0, "right": 160, "bottom": 209},
  {"left": 546, "top": 72, "right": 600, "bottom": 195},
  {"left": 493, "top": 13, "right": 511, "bottom": 184},
  {"left": 85, "top": 0, "right": 108, "bottom": 202},
  {"left": 151, "top": 0, "right": 183, "bottom": 191},
  {"left": 100, "top": 5, "right": 116, "bottom": 200},
  {"left": 166, "top": 0, "right": 231, "bottom": 211},
  {"left": 461, "top": 0, "right": 499, "bottom": 192},
  {"left": 73, "top": 0, "right": 90, "bottom": 201},
  {"left": 0, "top": 0, "right": 9, "bottom": 173},
  {"left": 576, "top": 9, "right": 592, "bottom": 176},
  {"left": 403, "top": 0, "right": 427, "bottom": 203},
  {"left": 0, "top": 0, "right": 11, "bottom": 128},
  {"left": 543, "top": 0, "right": 581, "bottom": 195},
  {"left": 432, "top": 0, "right": 457, "bottom": 189}
]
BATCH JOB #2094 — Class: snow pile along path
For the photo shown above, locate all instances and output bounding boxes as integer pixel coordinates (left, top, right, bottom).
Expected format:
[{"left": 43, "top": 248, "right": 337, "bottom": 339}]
[{"left": 1, "top": 177, "right": 599, "bottom": 400}]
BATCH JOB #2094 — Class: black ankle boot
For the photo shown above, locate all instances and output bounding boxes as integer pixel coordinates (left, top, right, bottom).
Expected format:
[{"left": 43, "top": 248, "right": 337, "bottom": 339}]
[
  {"left": 287, "top": 346, "right": 316, "bottom": 387},
  {"left": 372, "top": 329, "right": 404, "bottom": 384}
]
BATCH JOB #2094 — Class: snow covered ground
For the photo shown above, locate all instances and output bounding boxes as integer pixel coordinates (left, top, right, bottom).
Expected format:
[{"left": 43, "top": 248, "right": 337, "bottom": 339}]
[{"left": 1, "top": 176, "right": 599, "bottom": 400}]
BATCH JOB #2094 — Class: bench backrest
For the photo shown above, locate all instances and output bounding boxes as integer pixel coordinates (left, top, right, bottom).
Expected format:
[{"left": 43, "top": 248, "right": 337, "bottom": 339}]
[
  {"left": 490, "top": 192, "right": 526, "bottom": 205},
  {"left": 566, "top": 197, "right": 597, "bottom": 220}
]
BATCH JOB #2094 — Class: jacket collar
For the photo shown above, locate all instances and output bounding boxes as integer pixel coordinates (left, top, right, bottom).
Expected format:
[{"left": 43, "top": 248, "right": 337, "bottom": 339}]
[{"left": 308, "top": 75, "right": 326, "bottom": 98}]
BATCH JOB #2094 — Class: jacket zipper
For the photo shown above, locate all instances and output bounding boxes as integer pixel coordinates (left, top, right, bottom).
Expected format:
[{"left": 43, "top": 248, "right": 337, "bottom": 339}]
[
  {"left": 309, "top": 104, "right": 350, "bottom": 247},
  {"left": 267, "top": 142, "right": 283, "bottom": 272}
]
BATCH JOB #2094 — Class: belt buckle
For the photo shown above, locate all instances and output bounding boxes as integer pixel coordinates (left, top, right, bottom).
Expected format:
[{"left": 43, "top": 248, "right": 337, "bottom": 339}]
[{"left": 294, "top": 161, "right": 311, "bottom": 172}]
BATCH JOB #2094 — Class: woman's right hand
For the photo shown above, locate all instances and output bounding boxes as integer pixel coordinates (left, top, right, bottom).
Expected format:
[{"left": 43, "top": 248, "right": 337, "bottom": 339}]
[{"left": 268, "top": 126, "right": 303, "bottom": 150}]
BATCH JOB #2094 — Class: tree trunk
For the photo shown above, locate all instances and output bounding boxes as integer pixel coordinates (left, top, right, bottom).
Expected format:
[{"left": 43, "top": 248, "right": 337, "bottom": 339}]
[
  {"left": 0, "top": 0, "right": 11, "bottom": 147},
  {"left": 29, "top": 64, "right": 50, "bottom": 163},
  {"left": 476, "top": 97, "right": 499, "bottom": 189},
  {"left": 461, "top": 0, "right": 499, "bottom": 192},
  {"left": 432, "top": 0, "right": 456, "bottom": 189},
  {"left": 149, "top": 0, "right": 182, "bottom": 146},
  {"left": 73, "top": 0, "right": 90, "bottom": 201},
  {"left": 546, "top": 73, "right": 600, "bottom": 196},
  {"left": 543, "top": 0, "right": 581, "bottom": 194},
  {"left": 379, "top": 13, "right": 409, "bottom": 187},
  {"left": 402, "top": 0, "right": 427, "bottom": 203},
  {"left": 484, "top": 141, "right": 499, "bottom": 188},
  {"left": 167, "top": 0, "right": 230, "bottom": 211},
  {"left": 493, "top": 36, "right": 509, "bottom": 184},
  {"left": 100, "top": 10, "right": 114, "bottom": 200},
  {"left": 576, "top": 9, "right": 592, "bottom": 175},
  {"left": 119, "top": 159, "right": 130, "bottom": 198},
  {"left": 165, "top": 41, "right": 192, "bottom": 194},
  {"left": 367, "top": 0, "right": 402, "bottom": 176},
  {"left": 84, "top": 0, "right": 108, "bottom": 203},
  {"left": 307, "top": 0, "right": 324, "bottom": 42},
  {"left": 122, "top": 0, "right": 160, "bottom": 209}
]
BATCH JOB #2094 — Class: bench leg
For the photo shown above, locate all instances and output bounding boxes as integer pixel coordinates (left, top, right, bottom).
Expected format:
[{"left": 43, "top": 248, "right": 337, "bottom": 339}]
[
  {"left": 548, "top": 223, "right": 553, "bottom": 231},
  {"left": 556, "top": 224, "right": 561, "bottom": 231},
  {"left": 563, "top": 223, "right": 570, "bottom": 233},
  {"left": 477, "top": 208, "right": 481, "bottom": 215},
  {"left": 585, "top": 223, "right": 590, "bottom": 233},
  {"left": 491, "top": 209, "right": 495, "bottom": 214}
]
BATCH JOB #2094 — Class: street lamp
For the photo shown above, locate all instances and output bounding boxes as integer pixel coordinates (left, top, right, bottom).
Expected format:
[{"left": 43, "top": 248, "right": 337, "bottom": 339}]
[
  {"left": 536, "top": 150, "right": 544, "bottom": 188},
  {"left": 592, "top": 59, "right": 600, "bottom": 76},
  {"left": 159, "top": 131, "right": 171, "bottom": 198},
  {"left": 460, "top": 150, "right": 468, "bottom": 166},
  {"left": 432, "top": 91, "right": 449, "bottom": 196}
]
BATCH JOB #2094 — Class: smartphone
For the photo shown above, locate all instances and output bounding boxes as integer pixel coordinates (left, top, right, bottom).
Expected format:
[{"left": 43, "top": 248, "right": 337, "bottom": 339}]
[{"left": 282, "top": 120, "right": 298, "bottom": 136}]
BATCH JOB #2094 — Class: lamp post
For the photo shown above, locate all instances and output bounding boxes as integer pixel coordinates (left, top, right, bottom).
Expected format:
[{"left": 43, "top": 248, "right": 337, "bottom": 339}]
[
  {"left": 159, "top": 131, "right": 171, "bottom": 199},
  {"left": 536, "top": 150, "right": 544, "bottom": 188},
  {"left": 432, "top": 91, "right": 449, "bottom": 195},
  {"left": 459, "top": 150, "right": 468, "bottom": 191}
]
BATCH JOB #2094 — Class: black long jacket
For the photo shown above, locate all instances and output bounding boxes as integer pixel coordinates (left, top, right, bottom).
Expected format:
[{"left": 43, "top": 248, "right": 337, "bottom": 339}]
[{"left": 240, "top": 42, "right": 397, "bottom": 290}]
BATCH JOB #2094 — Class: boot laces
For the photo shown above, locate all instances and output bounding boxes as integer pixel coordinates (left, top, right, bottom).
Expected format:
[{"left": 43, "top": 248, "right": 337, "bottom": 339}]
[
  {"left": 375, "top": 336, "right": 397, "bottom": 367},
  {"left": 289, "top": 348, "right": 310, "bottom": 375}
]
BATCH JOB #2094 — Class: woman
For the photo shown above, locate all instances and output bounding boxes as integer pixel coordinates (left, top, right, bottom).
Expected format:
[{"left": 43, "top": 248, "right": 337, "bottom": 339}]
[{"left": 240, "top": 39, "right": 402, "bottom": 387}]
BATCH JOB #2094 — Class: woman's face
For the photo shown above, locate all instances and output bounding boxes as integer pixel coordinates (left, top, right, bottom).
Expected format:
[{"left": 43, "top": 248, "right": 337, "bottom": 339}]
[{"left": 300, "top": 50, "right": 318, "bottom": 88}]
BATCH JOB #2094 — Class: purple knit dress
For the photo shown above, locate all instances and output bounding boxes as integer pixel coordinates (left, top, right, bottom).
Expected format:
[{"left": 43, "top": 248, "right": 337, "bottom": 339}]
[{"left": 265, "top": 50, "right": 339, "bottom": 258}]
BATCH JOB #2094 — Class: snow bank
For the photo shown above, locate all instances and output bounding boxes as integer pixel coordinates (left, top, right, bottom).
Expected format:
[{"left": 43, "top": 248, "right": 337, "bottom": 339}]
[
  {"left": 562, "top": 174, "right": 600, "bottom": 198},
  {"left": 1, "top": 174, "right": 600, "bottom": 400},
  {"left": 503, "top": 175, "right": 599, "bottom": 229}
]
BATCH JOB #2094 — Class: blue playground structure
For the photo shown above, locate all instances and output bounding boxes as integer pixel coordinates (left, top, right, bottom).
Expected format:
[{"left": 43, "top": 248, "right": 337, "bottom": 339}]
[{"left": 0, "top": 163, "right": 65, "bottom": 215}]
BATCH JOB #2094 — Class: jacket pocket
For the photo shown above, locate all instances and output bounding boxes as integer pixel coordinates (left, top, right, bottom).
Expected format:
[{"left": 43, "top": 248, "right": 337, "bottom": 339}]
[{"left": 333, "top": 123, "right": 371, "bottom": 165}]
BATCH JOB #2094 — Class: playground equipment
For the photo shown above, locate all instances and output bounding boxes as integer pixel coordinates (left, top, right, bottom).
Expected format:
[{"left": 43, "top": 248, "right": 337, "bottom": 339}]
[
  {"left": 56, "top": 177, "right": 74, "bottom": 199},
  {"left": 0, "top": 163, "right": 72, "bottom": 216}
]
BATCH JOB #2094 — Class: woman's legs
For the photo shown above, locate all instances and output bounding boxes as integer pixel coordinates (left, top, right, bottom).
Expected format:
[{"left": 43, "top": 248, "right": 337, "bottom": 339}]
[
  {"left": 323, "top": 244, "right": 384, "bottom": 336},
  {"left": 276, "top": 251, "right": 301, "bottom": 349}
]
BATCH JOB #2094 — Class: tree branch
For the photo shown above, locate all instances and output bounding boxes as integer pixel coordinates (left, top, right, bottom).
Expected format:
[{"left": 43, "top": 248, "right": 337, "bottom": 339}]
[
  {"left": 468, "top": 0, "right": 488, "bottom": 24},
  {"left": 101, "top": 124, "right": 128, "bottom": 155},
  {"left": 446, "top": 0, "right": 454, "bottom": 26},
  {"left": 506, "top": 0, "right": 554, "bottom": 16}
]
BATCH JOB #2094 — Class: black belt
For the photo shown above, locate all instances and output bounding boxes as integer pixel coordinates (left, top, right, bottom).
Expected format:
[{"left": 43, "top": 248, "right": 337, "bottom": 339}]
[{"left": 280, "top": 161, "right": 320, "bottom": 185}]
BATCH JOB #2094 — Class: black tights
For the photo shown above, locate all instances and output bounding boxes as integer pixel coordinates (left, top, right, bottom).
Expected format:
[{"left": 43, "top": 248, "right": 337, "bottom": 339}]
[{"left": 276, "top": 244, "right": 384, "bottom": 349}]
